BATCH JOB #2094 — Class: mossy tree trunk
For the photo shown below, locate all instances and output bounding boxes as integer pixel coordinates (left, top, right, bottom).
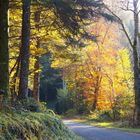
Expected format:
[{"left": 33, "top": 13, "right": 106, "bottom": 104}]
[
  {"left": 18, "top": 0, "right": 31, "bottom": 99},
  {"left": 0, "top": 0, "right": 9, "bottom": 96}
]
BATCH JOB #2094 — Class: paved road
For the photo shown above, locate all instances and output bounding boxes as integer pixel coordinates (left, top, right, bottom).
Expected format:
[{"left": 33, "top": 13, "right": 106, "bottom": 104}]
[{"left": 63, "top": 120, "right": 140, "bottom": 140}]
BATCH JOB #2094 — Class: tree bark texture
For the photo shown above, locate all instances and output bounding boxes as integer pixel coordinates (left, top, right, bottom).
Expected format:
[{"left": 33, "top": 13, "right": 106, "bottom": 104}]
[
  {"left": 18, "top": 0, "right": 31, "bottom": 99},
  {"left": 0, "top": 0, "right": 9, "bottom": 96}
]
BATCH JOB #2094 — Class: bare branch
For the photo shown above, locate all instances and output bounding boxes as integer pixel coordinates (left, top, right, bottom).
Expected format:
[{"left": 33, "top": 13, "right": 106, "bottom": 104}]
[{"left": 104, "top": 4, "right": 134, "bottom": 49}]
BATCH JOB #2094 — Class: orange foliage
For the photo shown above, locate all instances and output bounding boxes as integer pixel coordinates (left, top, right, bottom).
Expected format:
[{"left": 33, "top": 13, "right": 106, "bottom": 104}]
[{"left": 62, "top": 19, "right": 132, "bottom": 111}]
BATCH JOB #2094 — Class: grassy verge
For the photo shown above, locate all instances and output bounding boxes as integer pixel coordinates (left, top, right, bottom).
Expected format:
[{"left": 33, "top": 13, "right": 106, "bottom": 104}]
[
  {"left": 67, "top": 116, "right": 140, "bottom": 134},
  {"left": 0, "top": 99, "right": 83, "bottom": 140},
  {"left": 0, "top": 111, "right": 83, "bottom": 140}
]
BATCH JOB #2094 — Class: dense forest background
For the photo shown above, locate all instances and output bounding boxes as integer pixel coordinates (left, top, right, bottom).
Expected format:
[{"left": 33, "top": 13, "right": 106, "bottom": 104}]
[{"left": 0, "top": 1, "right": 140, "bottom": 139}]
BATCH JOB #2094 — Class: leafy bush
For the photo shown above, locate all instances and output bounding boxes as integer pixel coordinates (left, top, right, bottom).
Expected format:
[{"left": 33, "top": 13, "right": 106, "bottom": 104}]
[
  {"left": 88, "top": 110, "right": 113, "bottom": 122},
  {"left": 112, "top": 93, "right": 135, "bottom": 121},
  {"left": 98, "top": 111, "right": 113, "bottom": 121}
]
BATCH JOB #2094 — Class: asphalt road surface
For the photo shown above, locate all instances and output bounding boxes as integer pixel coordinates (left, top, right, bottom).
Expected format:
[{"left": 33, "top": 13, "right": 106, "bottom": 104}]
[{"left": 63, "top": 120, "right": 140, "bottom": 140}]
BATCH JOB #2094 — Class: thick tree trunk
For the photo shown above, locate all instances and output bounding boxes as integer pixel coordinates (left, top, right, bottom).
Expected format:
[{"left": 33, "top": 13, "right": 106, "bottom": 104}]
[
  {"left": 133, "top": 0, "right": 140, "bottom": 126},
  {"left": 0, "top": 0, "right": 9, "bottom": 96},
  {"left": 18, "top": 0, "right": 31, "bottom": 99},
  {"left": 32, "top": 10, "right": 41, "bottom": 101},
  {"left": 133, "top": 48, "right": 140, "bottom": 126}
]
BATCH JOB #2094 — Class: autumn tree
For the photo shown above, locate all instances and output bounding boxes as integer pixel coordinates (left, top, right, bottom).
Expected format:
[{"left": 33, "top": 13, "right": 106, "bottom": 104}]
[{"left": 50, "top": 19, "right": 133, "bottom": 116}]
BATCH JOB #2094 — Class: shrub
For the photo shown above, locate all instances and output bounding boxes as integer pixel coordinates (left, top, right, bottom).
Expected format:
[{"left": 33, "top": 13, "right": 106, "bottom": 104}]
[
  {"left": 11, "top": 98, "right": 49, "bottom": 113},
  {"left": 112, "top": 93, "right": 135, "bottom": 121}
]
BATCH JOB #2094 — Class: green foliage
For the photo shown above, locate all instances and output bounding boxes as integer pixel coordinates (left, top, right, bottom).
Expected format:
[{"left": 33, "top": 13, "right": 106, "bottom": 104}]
[
  {"left": 0, "top": 109, "right": 82, "bottom": 140},
  {"left": 56, "top": 89, "right": 89, "bottom": 115},
  {"left": 40, "top": 54, "right": 62, "bottom": 102},
  {"left": 64, "top": 109, "right": 78, "bottom": 118},
  {"left": 12, "top": 98, "right": 46, "bottom": 112},
  {"left": 97, "top": 111, "right": 113, "bottom": 121},
  {"left": 55, "top": 89, "right": 73, "bottom": 114},
  {"left": 57, "top": 88, "right": 69, "bottom": 100},
  {"left": 112, "top": 93, "right": 135, "bottom": 121},
  {"left": 86, "top": 110, "right": 113, "bottom": 122},
  {"left": 86, "top": 93, "right": 135, "bottom": 122},
  {"left": 74, "top": 94, "right": 88, "bottom": 115}
]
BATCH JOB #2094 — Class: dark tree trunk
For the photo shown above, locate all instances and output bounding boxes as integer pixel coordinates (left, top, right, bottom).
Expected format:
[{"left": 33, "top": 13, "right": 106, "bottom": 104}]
[
  {"left": 0, "top": 0, "right": 9, "bottom": 96},
  {"left": 133, "top": 47, "right": 140, "bottom": 126},
  {"left": 133, "top": 0, "right": 140, "bottom": 126},
  {"left": 18, "top": 0, "right": 31, "bottom": 99}
]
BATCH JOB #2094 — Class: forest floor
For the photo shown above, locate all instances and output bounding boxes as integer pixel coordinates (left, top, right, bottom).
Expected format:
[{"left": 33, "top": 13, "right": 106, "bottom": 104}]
[{"left": 63, "top": 120, "right": 140, "bottom": 140}]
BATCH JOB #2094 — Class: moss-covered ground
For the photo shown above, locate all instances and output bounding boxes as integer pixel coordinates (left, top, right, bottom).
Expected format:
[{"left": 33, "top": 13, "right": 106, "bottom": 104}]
[{"left": 0, "top": 99, "right": 83, "bottom": 140}]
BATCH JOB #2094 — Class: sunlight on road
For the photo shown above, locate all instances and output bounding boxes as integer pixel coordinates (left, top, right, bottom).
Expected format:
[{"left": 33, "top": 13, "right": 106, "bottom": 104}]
[{"left": 64, "top": 120, "right": 140, "bottom": 140}]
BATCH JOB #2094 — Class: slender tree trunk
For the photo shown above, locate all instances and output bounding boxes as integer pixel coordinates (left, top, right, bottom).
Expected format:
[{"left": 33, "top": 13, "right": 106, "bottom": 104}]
[
  {"left": 33, "top": 54, "right": 40, "bottom": 101},
  {"left": 63, "top": 79, "right": 67, "bottom": 90},
  {"left": 11, "top": 56, "right": 20, "bottom": 99},
  {"left": 92, "top": 86, "right": 99, "bottom": 110},
  {"left": 0, "top": 0, "right": 9, "bottom": 96},
  {"left": 92, "top": 75, "right": 102, "bottom": 110},
  {"left": 33, "top": 10, "right": 41, "bottom": 101},
  {"left": 18, "top": 0, "right": 31, "bottom": 99}
]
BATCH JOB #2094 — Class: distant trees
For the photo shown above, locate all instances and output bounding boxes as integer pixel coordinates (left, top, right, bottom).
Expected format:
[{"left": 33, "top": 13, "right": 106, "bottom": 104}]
[
  {"left": 0, "top": 0, "right": 9, "bottom": 96},
  {"left": 51, "top": 19, "right": 133, "bottom": 117}
]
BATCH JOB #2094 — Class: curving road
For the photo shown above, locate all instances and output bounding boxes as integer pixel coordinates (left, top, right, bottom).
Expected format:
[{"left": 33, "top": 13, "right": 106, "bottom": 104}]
[{"left": 63, "top": 120, "right": 140, "bottom": 140}]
